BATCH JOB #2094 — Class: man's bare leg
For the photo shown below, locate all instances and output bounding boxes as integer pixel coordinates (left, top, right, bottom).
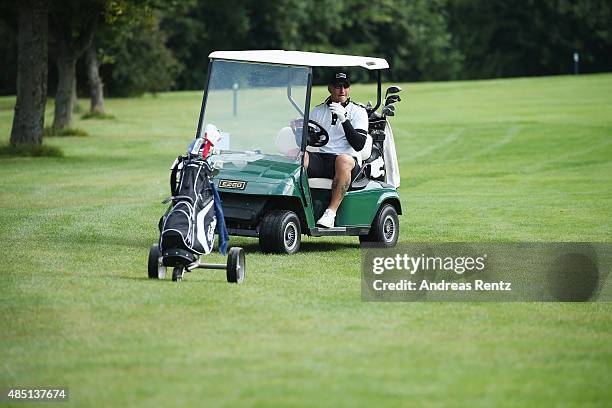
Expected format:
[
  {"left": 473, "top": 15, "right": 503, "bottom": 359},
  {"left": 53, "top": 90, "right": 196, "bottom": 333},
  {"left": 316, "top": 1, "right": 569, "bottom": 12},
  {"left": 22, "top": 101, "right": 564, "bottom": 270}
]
[{"left": 328, "top": 154, "right": 355, "bottom": 212}]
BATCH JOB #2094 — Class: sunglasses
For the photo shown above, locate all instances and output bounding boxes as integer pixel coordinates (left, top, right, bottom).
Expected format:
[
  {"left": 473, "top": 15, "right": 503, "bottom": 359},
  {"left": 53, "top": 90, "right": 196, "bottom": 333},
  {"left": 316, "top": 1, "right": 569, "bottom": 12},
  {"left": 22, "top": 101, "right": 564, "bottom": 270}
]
[{"left": 332, "top": 83, "right": 350, "bottom": 89}]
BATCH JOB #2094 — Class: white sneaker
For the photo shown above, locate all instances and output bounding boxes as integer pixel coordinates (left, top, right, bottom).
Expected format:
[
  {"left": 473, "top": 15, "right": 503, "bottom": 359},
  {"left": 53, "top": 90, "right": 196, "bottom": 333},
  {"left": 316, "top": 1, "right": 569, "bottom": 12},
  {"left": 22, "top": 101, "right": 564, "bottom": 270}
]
[{"left": 316, "top": 209, "right": 336, "bottom": 228}]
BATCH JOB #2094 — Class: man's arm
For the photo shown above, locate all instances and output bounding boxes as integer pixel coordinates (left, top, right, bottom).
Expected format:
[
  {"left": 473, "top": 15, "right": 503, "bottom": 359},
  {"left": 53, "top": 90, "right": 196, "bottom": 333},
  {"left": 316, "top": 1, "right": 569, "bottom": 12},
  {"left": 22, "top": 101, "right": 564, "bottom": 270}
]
[{"left": 341, "top": 121, "right": 367, "bottom": 151}]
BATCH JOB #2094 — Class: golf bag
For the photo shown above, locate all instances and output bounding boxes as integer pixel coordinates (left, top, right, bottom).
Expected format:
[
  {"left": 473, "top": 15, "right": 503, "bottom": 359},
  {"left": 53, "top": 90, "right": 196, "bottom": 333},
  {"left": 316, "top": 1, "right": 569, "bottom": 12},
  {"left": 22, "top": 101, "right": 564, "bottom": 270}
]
[
  {"left": 148, "top": 125, "right": 243, "bottom": 284},
  {"left": 159, "top": 156, "right": 219, "bottom": 257}
]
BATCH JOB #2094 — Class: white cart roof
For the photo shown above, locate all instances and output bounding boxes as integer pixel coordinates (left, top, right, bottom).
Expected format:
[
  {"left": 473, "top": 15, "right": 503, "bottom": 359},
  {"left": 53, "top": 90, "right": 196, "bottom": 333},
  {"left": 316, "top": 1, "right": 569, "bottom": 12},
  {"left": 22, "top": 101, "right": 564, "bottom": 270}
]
[{"left": 208, "top": 50, "right": 389, "bottom": 70}]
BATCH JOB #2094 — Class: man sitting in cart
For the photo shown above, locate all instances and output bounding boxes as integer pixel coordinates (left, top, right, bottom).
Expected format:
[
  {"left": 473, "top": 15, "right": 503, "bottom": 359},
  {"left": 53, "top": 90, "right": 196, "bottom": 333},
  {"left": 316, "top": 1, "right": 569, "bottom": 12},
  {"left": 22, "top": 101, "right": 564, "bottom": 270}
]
[{"left": 305, "top": 72, "right": 369, "bottom": 228}]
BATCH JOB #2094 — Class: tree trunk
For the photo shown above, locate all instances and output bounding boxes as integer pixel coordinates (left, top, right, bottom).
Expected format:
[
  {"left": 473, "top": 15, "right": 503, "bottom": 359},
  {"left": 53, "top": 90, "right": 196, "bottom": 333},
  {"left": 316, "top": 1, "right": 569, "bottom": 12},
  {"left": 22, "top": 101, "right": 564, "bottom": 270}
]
[
  {"left": 10, "top": 0, "right": 49, "bottom": 147},
  {"left": 86, "top": 44, "right": 105, "bottom": 114},
  {"left": 52, "top": 55, "right": 75, "bottom": 130},
  {"left": 49, "top": 13, "right": 95, "bottom": 131},
  {"left": 72, "top": 74, "right": 82, "bottom": 113}
]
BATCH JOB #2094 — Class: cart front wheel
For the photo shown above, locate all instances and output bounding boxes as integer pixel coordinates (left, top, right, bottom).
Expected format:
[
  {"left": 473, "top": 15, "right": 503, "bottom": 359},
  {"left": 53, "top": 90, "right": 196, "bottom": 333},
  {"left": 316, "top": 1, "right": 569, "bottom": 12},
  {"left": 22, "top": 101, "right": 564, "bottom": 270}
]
[
  {"left": 259, "top": 210, "right": 301, "bottom": 254},
  {"left": 226, "top": 247, "right": 246, "bottom": 284}
]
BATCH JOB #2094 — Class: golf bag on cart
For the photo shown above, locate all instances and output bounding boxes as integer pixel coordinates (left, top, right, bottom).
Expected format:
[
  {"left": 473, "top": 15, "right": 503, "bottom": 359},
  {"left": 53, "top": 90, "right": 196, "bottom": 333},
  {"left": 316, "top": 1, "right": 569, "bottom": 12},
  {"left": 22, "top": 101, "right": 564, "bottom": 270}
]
[
  {"left": 361, "top": 87, "right": 401, "bottom": 189},
  {"left": 147, "top": 124, "right": 245, "bottom": 283}
]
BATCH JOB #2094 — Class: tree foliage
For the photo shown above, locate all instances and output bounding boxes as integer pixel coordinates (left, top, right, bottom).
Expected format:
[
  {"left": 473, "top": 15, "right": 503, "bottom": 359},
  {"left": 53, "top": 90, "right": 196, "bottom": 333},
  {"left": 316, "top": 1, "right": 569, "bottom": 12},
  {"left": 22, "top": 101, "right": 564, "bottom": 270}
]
[
  {"left": 1, "top": 0, "right": 612, "bottom": 100},
  {"left": 448, "top": 0, "right": 612, "bottom": 78},
  {"left": 93, "top": 1, "right": 182, "bottom": 97},
  {"left": 99, "top": 11, "right": 181, "bottom": 96},
  {"left": 162, "top": 0, "right": 463, "bottom": 89}
]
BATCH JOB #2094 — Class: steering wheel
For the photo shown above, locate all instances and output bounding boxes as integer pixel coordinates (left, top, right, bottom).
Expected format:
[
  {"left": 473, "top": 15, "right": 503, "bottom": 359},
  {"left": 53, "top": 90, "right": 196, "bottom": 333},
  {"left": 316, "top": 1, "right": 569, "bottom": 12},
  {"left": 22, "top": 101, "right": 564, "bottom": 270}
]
[{"left": 290, "top": 119, "right": 329, "bottom": 147}]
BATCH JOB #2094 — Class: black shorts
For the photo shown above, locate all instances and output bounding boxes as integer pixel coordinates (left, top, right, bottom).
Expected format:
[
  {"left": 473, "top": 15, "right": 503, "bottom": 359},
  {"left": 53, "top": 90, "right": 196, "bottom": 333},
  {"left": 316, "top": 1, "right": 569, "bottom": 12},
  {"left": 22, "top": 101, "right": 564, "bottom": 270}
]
[{"left": 307, "top": 152, "right": 360, "bottom": 180}]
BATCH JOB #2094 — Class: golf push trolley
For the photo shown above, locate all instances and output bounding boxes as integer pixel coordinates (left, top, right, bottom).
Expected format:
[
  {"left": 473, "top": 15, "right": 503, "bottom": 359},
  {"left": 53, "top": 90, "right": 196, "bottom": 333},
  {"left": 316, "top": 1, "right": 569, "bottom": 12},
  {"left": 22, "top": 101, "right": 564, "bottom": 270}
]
[{"left": 148, "top": 125, "right": 246, "bottom": 283}]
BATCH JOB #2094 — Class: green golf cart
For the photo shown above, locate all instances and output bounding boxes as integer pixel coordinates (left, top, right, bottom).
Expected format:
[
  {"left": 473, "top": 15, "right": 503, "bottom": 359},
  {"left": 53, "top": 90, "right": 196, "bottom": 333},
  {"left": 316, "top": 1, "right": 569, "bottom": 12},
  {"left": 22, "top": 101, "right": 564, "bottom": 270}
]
[{"left": 197, "top": 50, "right": 402, "bottom": 254}]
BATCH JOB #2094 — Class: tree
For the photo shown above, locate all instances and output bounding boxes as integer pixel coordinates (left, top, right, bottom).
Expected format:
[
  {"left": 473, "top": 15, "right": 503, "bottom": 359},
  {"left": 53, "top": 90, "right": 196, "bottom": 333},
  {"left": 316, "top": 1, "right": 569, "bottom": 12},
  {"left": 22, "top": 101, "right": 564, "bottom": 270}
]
[
  {"left": 326, "top": 0, "right": 462, "bottom": 82},
  {"left": 161, "top": 0, "right": 247, "bottom": 90},
  {"left": 48, "top": 0, "right": 105, "bottom": 131},
  {"left": 78, "top": 1, "right": 182, "bottom": 106},
  {"left": 9, "top": 0, "right": 49, "bottom": 147},
  {"left": 162, "top": 0, "right": 463, "bottom": 88},
  {"left": 98, "top": 10, "right": 181, "bottom": 97},
  {"left": 85, "top": 43, "right": 105, "bottom": 114},
  {"left": 447, "top": 0, "right": 612, "bottom": 79}
]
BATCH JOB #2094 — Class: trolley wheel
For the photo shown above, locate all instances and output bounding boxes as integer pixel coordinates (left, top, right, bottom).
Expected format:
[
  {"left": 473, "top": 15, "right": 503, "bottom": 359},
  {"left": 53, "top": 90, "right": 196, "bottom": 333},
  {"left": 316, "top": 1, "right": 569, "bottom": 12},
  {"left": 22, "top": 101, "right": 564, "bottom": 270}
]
[
  {"left": 226, "top": 247, "right": 246, "bottom": 284},
  {"left": 172, "top": 266, "right": 185, "bottom": 282},
  {"left": 148, "top": 244, "right": 163, "bottom": 279}
]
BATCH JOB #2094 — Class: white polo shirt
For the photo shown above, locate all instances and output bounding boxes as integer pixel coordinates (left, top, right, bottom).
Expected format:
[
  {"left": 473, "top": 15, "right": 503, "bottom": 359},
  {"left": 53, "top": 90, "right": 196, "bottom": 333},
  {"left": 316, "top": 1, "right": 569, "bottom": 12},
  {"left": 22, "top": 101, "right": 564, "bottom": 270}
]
[{"left": 309, "top": 101, "right": 369, "bottom": 160}]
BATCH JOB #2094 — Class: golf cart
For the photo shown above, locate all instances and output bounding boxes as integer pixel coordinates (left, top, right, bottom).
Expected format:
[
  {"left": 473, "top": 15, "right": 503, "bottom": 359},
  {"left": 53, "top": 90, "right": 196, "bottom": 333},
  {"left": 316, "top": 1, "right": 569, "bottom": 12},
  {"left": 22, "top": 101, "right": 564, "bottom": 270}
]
[{"left": 198, "top": 50, "right": 402, "bottom": 254}]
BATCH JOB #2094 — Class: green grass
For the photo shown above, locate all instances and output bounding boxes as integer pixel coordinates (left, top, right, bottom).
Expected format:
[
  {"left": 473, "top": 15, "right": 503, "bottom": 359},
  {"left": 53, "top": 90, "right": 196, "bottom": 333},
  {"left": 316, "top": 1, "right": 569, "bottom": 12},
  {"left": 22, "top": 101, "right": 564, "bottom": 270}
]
[{"left": 1, "top": 74, "right": 611, "bottom": 407}]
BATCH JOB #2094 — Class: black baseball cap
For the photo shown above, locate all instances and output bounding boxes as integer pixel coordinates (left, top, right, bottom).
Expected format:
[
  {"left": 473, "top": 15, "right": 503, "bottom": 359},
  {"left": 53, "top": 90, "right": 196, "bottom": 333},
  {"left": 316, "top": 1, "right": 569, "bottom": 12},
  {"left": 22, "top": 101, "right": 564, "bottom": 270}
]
[{"left": 329, "top": 72, "right": 350, "bottom": 87}]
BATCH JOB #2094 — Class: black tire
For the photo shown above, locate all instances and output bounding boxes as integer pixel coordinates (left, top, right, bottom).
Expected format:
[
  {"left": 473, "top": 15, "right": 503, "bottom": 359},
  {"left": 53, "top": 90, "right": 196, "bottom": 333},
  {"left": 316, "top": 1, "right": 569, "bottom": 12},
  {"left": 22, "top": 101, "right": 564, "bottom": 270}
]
[
  {"left": 359, "top": 204, "right": 399, "bottom": 247},
  {"left": 226, "top": 247, "right": 246, "bottom": 284},
  {"left": 148, "top": 244, "right": 161, "bottom": 279},
  {"left": 259, "top": 210, "right": 301, "bottom": 254},
  {"left": 172, "top": 266, "right": 184, "bottom": 282}
]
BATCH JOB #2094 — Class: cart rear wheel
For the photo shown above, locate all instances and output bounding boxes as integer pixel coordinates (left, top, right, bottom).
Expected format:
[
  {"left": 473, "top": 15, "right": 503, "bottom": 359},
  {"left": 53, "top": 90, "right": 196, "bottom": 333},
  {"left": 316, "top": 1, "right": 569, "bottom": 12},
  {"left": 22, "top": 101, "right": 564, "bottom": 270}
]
[
  {"left": 226, "top": 247, "right": 246, "bottom": 284},
  {"left": 259, "top": 210, "right": 301, "bottom": 254},
  {"left": 359, "top": 204, "right": 399, "bottom": 247},
  {"left": 148, "top": 244, "right": 164, "bottom": 279}
]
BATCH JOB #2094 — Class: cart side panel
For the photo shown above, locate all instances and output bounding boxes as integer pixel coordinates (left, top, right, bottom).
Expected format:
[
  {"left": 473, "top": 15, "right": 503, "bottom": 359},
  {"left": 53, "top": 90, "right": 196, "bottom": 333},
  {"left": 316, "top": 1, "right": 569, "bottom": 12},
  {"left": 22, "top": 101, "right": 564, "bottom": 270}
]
[{"left": 310, "top": 183, "right": 399, "bottom": 227}]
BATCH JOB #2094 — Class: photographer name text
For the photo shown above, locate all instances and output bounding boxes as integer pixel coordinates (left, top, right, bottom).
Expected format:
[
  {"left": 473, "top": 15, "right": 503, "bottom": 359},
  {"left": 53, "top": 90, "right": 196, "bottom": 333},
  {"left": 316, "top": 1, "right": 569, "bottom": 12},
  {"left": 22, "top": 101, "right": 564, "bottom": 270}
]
[{"left": 370, "top": 254, "right": 512, "bottom": 292}]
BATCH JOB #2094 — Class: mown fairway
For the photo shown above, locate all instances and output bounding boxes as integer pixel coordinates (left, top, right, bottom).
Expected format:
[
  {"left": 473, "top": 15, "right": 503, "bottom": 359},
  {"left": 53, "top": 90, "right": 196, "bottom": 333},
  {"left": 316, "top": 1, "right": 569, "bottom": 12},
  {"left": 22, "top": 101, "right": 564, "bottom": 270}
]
[{"left": 1, "top": 74, "right": 611, "bottom": 406}]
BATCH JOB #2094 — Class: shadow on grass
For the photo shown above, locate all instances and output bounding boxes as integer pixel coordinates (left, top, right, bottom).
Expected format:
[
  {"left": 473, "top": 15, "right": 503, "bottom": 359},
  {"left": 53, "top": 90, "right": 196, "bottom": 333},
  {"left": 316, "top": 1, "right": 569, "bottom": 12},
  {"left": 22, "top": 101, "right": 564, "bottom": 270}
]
[
  {"left": 112, "top": 275, "right": 228, "bottom": 284},
  {"left": 233, "top": 240, "right": 360, "bottom": 254},
  {"left": 81, "top": 112, "right": 116, "bottom": 120},
  {"left": 112, "top": 275, "right": 151, "bottom": 281},
  {"left": 301, "top": 241, "right": 361, "bottom": 252},
  {"left": 44, "top": 126, "right": 88, "bottom": 137},
  {"left": 0, "top": 144, "right": 63, "bottom": 157}
]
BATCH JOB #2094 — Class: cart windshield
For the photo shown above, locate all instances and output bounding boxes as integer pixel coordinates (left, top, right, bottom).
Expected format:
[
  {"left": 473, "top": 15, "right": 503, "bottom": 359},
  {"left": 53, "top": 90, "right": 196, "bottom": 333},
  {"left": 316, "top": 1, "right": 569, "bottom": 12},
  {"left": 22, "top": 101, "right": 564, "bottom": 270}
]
[{"left": 200, "top": 60, "right": 310, "bottom": 164}]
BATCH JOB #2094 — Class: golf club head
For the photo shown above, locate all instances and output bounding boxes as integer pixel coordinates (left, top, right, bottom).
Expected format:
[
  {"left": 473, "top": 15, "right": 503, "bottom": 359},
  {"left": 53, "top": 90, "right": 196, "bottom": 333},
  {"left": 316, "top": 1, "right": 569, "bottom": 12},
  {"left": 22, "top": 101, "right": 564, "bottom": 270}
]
[
  {"left": 369, "top": 110, "right": 382, "bottom": 120},
  {"left": 384, "top": 85, "right": 402, "bottom": 98},
  {"left": 385, "top": 95, "right": 401, "bottom": 105},
  {"left": 384, "top": 104, "right": 395, "bottom": 112},
  {"left": 382, "top": 106, "right": 395, "bottom": 117}
]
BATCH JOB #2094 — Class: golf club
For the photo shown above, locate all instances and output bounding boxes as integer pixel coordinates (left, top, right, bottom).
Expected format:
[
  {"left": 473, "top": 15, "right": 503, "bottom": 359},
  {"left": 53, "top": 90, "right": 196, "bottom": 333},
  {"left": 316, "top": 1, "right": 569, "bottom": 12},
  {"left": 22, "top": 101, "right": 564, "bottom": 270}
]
[
  {"left": 385, "top": 85, "right": 402, "bottom": 98},
  {"left": 382, "top": 106, "right": 394, "bottom": 116},
  {"left": 385, "top": 94, "right": 401, "bottom": 105}
]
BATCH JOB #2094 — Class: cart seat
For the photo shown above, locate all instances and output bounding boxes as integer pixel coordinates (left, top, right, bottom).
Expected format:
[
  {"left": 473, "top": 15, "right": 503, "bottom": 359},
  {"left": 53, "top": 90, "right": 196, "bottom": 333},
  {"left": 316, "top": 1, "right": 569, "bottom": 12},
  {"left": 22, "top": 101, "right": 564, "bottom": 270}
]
[{"left": 308, "top": 135, "right": 373, "bottom": 190}]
